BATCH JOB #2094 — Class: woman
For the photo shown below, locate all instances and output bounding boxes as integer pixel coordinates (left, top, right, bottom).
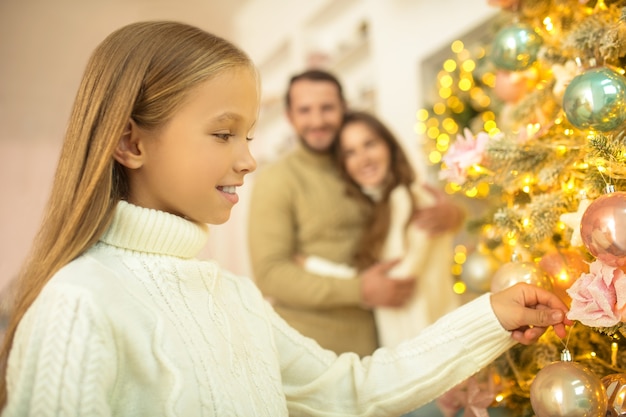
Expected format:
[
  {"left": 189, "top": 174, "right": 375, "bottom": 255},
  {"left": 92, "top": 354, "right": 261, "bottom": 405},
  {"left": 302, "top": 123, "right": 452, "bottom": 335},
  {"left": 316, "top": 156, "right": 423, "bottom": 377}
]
[{"left": 304, "top": 111, "right": 464, "bottom": 347}]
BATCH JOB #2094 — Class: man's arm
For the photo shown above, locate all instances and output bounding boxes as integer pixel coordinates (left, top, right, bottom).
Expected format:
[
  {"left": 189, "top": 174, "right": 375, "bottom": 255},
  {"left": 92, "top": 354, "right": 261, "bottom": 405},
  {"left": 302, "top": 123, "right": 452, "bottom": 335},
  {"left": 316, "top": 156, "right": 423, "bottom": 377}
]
[{"left": 247, "top": 168, "right": 363, "bottom": 309}]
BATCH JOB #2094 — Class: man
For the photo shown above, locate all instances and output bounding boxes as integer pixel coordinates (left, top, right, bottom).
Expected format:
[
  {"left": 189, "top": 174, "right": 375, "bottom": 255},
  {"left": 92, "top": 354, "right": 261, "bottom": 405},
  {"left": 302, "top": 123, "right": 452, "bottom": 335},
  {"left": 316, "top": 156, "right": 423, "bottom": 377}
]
[{"left": 248, "top": 70, "right": 462, "bottom": 357}]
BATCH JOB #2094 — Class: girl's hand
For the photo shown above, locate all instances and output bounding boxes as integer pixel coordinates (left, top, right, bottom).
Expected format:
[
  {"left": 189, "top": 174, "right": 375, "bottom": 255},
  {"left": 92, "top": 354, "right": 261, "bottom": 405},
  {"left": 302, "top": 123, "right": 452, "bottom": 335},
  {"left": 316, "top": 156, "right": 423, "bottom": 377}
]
[{"left": 490, "top": 283, "right": 573, "bottom": 345}]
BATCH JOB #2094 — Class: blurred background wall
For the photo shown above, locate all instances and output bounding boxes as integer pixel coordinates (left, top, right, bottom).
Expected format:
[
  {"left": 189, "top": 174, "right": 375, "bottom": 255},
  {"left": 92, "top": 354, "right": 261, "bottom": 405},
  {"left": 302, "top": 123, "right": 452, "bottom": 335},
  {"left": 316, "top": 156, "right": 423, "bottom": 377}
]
[{"left": 0, "top": 0, "right": 495, "bottom": 289}]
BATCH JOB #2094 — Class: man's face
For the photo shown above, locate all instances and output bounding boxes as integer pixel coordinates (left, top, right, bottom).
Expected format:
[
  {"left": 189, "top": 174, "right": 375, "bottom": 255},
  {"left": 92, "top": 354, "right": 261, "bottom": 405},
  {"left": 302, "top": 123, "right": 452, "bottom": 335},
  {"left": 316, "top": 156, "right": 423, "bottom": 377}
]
[{"left": 286, "top": 79, "right": 345, "bottom": 153}]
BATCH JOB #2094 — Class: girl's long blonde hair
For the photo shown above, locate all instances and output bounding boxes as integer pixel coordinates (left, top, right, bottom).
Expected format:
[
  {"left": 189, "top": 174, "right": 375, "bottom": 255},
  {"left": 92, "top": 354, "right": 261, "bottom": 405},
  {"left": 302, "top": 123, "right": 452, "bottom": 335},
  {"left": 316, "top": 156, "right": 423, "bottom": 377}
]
[
  {"left": 333, "top": 111, "right": 418, "bottom": 271},
  {"left": 0, "top": 20, "right": 254, "bottom": 406}
]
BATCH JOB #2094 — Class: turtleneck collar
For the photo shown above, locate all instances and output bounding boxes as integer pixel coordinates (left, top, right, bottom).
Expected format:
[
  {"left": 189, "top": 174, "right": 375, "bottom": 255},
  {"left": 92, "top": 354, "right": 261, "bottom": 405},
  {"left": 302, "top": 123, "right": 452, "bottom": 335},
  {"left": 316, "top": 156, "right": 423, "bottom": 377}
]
[{"left": 99, "top": 201, "right": 209, "bottom": 259}]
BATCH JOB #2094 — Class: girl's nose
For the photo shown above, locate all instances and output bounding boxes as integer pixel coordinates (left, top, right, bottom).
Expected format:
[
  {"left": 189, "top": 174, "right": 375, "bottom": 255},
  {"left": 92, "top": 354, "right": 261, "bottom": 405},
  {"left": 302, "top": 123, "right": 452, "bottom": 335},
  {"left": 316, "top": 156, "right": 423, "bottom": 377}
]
[{"left": 235, "top": 143, "right": 257, "bottom": 174}]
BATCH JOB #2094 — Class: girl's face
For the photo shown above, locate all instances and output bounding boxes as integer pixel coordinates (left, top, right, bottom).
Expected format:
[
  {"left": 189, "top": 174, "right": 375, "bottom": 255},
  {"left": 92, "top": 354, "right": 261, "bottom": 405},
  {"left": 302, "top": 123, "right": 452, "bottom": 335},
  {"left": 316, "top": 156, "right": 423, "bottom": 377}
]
[
  {"left": 339, "top": 121, "right": 391, "bottom": 189},
  {"left": 128, "top": 67, "right": 259, "bottom": 225}
]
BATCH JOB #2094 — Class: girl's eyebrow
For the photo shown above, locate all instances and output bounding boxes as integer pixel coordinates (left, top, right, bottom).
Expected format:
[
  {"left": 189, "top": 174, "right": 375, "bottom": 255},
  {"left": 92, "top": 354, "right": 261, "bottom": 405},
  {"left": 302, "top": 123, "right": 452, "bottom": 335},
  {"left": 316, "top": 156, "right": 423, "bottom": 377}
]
[{"left": 213, "top": 112, "right": 242, "bottom": 122}]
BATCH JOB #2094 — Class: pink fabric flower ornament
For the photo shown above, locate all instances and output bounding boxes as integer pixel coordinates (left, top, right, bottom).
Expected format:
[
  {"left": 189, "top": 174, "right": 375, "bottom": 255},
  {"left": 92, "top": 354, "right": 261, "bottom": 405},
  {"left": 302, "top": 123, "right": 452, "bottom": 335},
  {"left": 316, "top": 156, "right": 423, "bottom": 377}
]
[
  {"left": 440, "top": 128, "right": 490, "bottom": 185},
  {"left": 566, "top": 260, "right": 626, "bottom": 327}
]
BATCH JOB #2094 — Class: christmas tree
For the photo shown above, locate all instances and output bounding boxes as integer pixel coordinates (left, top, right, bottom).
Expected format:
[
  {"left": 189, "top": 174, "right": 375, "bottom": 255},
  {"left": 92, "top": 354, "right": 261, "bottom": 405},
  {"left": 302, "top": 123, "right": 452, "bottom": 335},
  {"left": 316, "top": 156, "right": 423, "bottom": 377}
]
[{"left": 418, "top": 0, "right": 626, "bottom": 415}]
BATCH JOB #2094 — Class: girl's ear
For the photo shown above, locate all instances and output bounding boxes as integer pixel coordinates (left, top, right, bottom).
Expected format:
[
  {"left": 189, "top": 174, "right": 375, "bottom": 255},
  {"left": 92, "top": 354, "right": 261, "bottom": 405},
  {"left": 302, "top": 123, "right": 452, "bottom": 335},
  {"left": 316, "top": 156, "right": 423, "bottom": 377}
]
[{"left": 113, "top": 119, "right": 144, "bottom": 169}]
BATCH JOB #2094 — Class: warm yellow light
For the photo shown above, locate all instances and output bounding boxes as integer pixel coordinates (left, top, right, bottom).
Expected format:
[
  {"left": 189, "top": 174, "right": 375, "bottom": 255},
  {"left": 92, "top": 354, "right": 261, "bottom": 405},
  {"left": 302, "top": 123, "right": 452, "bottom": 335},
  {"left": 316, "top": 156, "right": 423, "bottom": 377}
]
[
  {"left": 543, "top": 16, "right": 554, "bottom": 32},
  {"left": 451, "top": 102, "right": 465, "bottom": 114},
  {"left": 556, "top": 145, "right": 567, "bottom": 155},
  {"left": 451, "top": 40, "right": 464, "bottom": 54},
  {"left": 506, "top": 231, "right": 517, "bottom": 246},
  {"left": 446, "top": 182, "right": 462, "bottom": 193},
  {"left": 477, "top": 182, "right": 491, "bottom": 197},
  {"left": 458, "top": 78, "right": 472, "bottom": 91},
  {"left": 415, "top": 122, "right": 427, "bottom": 134},
  {"left": 526, "top": 123, "right": 541, "bottom": 137},
  {"left": 439, "top": 87, "right": 452, "bottom": 98},
  {"left": 482, "top": 72, "right": 496, "bottom": 87},
  {"left": 427, "top": 126, "right": 440, "bottom": 138},
  {"left": 484, "top": 120, "right": 497, "bottom": 132},
  {"left": 482, "top": 111, "right": 496, "bottom": 121},
  {"left": 428, "top": 151, "right": 442, "bottom": 164},
  {"left": 465, "top": 187, "right": 478, "bottom": 198},
  {"left": 436, "top": 141, "right": 448, "bottom": 152},
  {"left": 452, "top": 281, "right": 466, "bottom": 294},
  {"left": 443, "top": 59, "right": 457, "bottom": 72},
  {"left": 416, "top": 109, "right": 429, "bottom": 121},
  {"left": 477, "top": 95, "right": 491, "bottom": 108},
  {"left": 447, "top": 96, "right": 460, "bottom": 108},
  {"left": 454, "top": 252, "right": 467, "bottom": 264},
  {"left": 440, "top": 74, "right": 453, "bottom": 88},
  {"left": 437, "top": 133, "right": 451, "bottom": 146},
  {"left": 462, "top": 60, "right": 476, "bottom": 72},
  {"left": 442, "top": 118, "right": 457, "bottom": 133},
  {"left": 454, "top": 245, "right": 467, "bottom": 254},
  {"left": 433, "top": 102, "right": 447, "bottom": 115}
]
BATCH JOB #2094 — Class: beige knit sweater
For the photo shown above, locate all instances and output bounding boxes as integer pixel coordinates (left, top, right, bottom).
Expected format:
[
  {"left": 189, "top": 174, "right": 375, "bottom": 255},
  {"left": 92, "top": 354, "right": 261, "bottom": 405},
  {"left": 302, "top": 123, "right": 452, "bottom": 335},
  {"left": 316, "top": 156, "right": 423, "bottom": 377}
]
[{"left": 247, "top": 146, "right": 377, "bottom": 356}]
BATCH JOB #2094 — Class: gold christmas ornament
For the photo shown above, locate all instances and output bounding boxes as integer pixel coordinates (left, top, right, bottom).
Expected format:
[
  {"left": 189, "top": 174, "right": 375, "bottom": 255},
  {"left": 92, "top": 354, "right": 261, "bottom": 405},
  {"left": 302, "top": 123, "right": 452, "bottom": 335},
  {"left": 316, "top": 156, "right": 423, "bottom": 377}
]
[
  {"left": 490, "top": 255, "right": 553, "bottom": 293},
  {"left": 530, "top": 349, "right": 608, "bottom": 417},
  {"left": 460, "top": 251, "right": 501, "bottom": 293}
]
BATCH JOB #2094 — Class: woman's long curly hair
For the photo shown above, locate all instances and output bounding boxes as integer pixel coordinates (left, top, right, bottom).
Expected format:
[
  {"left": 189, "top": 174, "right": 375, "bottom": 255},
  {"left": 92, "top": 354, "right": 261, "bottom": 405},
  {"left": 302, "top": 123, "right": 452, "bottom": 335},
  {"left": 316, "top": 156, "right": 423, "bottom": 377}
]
[{"left": 333, "top": 111, "right": 419, "bottom": 270}]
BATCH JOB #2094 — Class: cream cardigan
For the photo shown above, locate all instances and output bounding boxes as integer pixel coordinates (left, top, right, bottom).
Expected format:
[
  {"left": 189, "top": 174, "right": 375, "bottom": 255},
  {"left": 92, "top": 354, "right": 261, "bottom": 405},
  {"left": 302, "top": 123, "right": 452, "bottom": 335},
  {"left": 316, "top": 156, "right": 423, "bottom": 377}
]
[{"left": 3, "top": 201, "right": 514, "bottom": 416}]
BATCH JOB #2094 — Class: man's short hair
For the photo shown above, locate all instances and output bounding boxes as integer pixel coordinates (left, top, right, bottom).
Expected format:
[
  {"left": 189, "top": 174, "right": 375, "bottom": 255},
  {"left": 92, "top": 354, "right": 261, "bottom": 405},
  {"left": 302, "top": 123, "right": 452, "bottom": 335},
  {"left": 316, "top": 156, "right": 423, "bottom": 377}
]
[{"left": 285, "top": 69, "right": 345, "bottom": 109}]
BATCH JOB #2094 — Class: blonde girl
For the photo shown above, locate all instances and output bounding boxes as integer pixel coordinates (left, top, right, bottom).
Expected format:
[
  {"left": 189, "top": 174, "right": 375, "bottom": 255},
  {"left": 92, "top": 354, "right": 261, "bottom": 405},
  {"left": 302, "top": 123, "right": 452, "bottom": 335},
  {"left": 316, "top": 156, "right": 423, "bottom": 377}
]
[{"left": 1, "top": 20, "right": 569, "bottom": 417}]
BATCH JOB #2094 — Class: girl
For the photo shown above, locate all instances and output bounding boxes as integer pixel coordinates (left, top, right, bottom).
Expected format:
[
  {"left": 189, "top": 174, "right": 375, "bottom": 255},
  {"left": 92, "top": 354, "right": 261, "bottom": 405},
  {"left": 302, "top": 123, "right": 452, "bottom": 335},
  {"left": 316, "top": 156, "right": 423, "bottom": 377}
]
[{"left": 0, "top": 20, "right": 570, "bottom": 417}]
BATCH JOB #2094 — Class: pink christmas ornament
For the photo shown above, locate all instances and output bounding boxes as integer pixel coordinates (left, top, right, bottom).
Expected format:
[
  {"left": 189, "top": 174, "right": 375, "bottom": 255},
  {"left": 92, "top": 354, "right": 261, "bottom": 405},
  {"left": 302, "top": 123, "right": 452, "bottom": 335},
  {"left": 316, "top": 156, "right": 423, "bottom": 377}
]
[
  {"left": 580, "top": 191, "right": 626, "bottom": 267},
  {"left": 538, "top": 248, "right": 588, "bottom": 307},
  {"left": 494, "top": 70, "right": 527, "bottom": 103},
  {"left": 602, "top": 373, "right": 626, "bottom": 417}
]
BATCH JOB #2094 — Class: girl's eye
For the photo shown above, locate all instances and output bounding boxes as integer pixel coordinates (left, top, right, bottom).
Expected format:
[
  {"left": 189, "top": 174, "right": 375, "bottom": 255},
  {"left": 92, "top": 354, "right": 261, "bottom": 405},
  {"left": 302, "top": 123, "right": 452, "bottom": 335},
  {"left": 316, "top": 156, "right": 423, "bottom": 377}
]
[{"left": 214, "top": 133, "right": 233, "bottom": 140}]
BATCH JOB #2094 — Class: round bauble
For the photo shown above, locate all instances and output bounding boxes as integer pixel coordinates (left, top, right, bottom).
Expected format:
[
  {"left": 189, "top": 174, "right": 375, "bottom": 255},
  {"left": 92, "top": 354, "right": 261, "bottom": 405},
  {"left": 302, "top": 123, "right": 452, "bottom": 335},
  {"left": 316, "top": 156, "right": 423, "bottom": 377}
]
[
  {"left": 562, "top": 67, "right": 626, "bottom": 131},
  {"left": 580, "top": 191, "right": 626, "bottom": 267},
  {"left": 491, "top": 23, "right": 543, "bottom": 71},
  {"left": 494, "top": 70, "right": 528, "bottom": 103},
  {"left": 461, "top": 251, "right": 500, "bottom": 293},
  {"left": 538, "top": 249, "right": 588, "bottom": 306},
  {"left": 602, "top": 373, "right": 626, "bottom": 417},
  {"left": 490, "top": 260, "right": 553, "bottom": 293},
  {"left": 530, "top": 361, "right": 607, "bottom": 417}
]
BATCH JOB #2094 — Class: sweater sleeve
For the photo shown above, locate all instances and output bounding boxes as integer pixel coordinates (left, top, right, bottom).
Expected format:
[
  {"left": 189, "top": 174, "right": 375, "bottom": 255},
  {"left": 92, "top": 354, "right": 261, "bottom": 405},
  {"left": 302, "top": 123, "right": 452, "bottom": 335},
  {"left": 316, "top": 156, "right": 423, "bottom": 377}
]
[
  {"left": 248, "top": 166, "right": 363, "bottom": 308},
  {"left": 270, "top": 293, "right": 515, "bottom": 416},
  {"left": 3, "top": 283, "right": 116, "bottom": 417}
]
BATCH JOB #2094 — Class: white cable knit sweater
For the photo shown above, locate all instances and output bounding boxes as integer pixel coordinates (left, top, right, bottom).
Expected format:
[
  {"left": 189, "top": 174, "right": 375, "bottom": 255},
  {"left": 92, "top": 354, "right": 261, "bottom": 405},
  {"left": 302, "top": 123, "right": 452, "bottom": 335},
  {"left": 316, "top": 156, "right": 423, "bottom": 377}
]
[{"left": 3, "top": 201, "right": 515, "bottom": 417}]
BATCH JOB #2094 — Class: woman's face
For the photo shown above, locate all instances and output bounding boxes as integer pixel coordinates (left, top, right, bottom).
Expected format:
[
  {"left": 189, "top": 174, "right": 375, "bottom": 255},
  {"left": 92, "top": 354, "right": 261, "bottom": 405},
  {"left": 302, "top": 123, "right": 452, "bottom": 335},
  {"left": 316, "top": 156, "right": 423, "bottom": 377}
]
[
  {"left": 125, "top": 67, "right": 259, "bottom": 225},
  {"left": 339, "top": 120, "right": 391, "bottom": 189}
]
